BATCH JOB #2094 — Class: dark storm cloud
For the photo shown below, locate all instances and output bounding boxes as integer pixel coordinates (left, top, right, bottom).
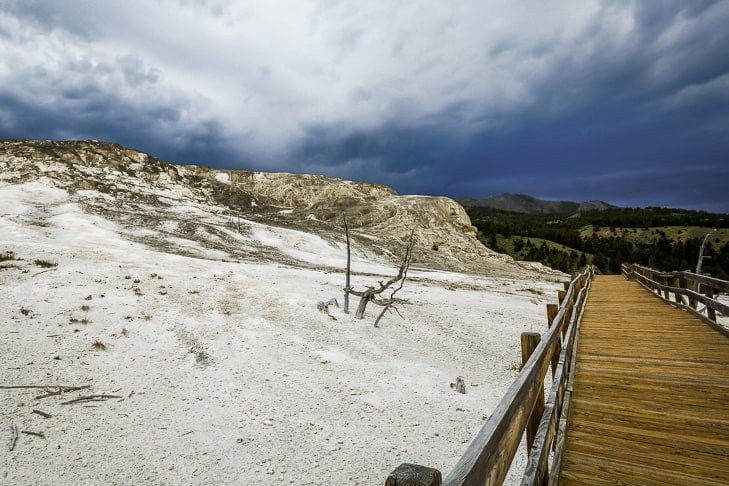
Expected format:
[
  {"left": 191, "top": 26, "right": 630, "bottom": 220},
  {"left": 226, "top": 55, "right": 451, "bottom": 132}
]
[{"left": 1, "top": 1, "right": 728, "bottom": 211}]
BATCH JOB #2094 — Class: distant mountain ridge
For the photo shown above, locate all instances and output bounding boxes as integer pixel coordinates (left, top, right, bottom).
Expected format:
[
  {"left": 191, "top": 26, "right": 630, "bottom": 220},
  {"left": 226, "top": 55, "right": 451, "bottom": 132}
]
[{"left": 459, "top": 193, "right": 615, "bottom": 214}]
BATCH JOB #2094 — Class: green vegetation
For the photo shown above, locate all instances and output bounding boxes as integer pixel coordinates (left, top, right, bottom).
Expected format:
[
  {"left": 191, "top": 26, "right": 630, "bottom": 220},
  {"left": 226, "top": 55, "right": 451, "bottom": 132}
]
[
  {"left": 468, "top": 206, "right": 729, "bottom": 278},
  {"left": 33, "top": 259, "right": 57, "bottom": 268}
]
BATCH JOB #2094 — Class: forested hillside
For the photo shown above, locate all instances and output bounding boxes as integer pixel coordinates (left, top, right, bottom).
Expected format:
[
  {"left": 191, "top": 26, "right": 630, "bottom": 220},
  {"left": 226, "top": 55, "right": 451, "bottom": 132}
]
[{"left": 467, "top": 206, "right": 729, "bottom": 278}]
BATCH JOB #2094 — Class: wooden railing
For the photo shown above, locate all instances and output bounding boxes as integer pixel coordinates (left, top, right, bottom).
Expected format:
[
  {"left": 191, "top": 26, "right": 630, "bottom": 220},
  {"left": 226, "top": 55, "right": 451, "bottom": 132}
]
[
  {"left": 621, "top": 263, "right": 729, "bottom": 328},
  {"left": 386, "top": 266, "right": 596, "bottom": 486}
]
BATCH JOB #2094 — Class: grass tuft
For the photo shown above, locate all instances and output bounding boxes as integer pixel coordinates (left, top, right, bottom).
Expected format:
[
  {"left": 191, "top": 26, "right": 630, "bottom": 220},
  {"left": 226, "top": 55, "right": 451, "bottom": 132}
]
[{"left": 33, "top": 259, "right": 57, "bottom": 268}]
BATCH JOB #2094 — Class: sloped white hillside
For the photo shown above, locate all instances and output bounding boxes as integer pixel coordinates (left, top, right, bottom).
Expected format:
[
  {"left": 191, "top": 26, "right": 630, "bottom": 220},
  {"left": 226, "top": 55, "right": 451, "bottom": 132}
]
[{"left": 1, "top": 144, "right": 566, "bottom": 485}]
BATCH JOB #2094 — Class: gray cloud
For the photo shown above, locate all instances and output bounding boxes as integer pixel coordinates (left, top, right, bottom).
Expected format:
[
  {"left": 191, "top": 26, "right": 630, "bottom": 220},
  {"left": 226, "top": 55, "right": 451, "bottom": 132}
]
[{"left": 1, "top": 1, "right": 728, "bottom": 210}]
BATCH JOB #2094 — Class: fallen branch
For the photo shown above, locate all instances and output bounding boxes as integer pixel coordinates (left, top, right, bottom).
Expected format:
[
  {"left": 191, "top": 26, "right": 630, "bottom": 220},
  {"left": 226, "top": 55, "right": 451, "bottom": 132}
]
[
  {"left": 9, "top": 424, "right": 18, "bottom": 451},
  {"left": 31, "top": 268, "right": 57, "bottom": 278},
  {"left": 317, "top": 298, "right": 339, "bottom": 320},
  {"left": 21, "top": 430, "right": 45, "bottom": 438},
  {"left": 35, "top": 385, "right": 91, "bottom": 400},
  {"left": 32, "top": 410, "right": 52, "bottom": 419},
  {"left": 60, "top": 394, "right": 122, "bottom": 405},
  {"left": 0, "top": 385, "right": 88, "bottom": 390}
]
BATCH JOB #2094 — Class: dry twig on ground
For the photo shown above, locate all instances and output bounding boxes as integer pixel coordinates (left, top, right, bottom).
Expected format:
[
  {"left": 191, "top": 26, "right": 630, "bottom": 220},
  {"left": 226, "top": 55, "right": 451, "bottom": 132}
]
[{"left": 60, "top": 394, "right": 122, "bottom": 405}]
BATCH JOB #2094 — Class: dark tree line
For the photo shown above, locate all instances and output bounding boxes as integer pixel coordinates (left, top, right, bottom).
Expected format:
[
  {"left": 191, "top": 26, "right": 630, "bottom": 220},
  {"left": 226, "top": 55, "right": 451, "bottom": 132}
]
[{"left": 469, "top": 207, "right": 729, "bottom": 278}]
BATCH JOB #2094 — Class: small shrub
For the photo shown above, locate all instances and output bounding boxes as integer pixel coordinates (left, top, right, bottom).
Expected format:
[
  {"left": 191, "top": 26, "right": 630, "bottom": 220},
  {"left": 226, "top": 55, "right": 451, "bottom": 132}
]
[
  {"left": 120, "top": 328, "right": 129, "bottom": 337},
  {"left": 92, "top": 340, "right": 107, "bottom": 351},
  {"left": 20, "top": 306, "right": 31, "bottom": 316},
  {"left": 506, "top": 360, "right": 523, "bottom": 372},
  {"left": 81, "top": 305, "right": 90, "bottom": 312},
  {"left": 431, "top": 243, "right": 439, "bottom": 251},
  {"left": 33, "top": 259, "right": 57, "bottom": 268}
]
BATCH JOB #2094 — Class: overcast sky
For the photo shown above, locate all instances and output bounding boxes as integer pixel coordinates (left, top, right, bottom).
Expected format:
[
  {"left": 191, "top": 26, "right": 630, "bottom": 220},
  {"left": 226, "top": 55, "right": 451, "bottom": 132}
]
[{"left": 1, "top": 1, "right": 728, "bottom": 212}]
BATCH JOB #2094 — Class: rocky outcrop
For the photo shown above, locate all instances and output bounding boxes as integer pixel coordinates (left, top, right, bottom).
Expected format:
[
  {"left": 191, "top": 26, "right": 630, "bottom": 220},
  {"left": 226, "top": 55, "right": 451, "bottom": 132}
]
[{"left": 0, "top": 140, "right": 561, "bottom": 276}]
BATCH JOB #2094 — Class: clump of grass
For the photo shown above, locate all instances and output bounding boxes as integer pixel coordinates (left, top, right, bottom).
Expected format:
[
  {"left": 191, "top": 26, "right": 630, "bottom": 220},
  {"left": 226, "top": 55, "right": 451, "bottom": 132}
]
[
  {"left": 20, "top": 306, "right": 31, "bottom": 316},
  {"left": 133, "top": 287, "right": 143, "bottom": 296},
  {"left": 0, "top": 251, "right": 16, "bottom": 262},
  {"left": 506, "top": 360, "right": 523, "bottom": 372},
  {"left": 92, "top": 340, "right": 107, "bottom": 351},
  {"left": 81, "top": 305, "right": 90, "bottom": 312},
  {"left": 120, "top": 328, "right": 129, "bottom": 337},
  {"left": 522, "top": 288, "right": 544, "bottom": 296},
  {"left": 33, "top": 259, "right": 57, "bottom": 268},
  {"left": 124, "top": 275, "right": 132, "bottom": 280}
]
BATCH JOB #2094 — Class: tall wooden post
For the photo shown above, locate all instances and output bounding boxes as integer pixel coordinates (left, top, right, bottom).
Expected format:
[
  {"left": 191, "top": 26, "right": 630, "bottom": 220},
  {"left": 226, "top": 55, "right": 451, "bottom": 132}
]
[{"left": 521, "top": 332, "right": 544, "bottom": 453}]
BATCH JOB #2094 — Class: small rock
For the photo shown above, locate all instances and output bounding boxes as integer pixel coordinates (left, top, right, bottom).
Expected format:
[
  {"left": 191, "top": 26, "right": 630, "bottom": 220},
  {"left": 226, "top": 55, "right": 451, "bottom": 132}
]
[{"left": 262, "top": 419, "right": 274, "bottom": 426}]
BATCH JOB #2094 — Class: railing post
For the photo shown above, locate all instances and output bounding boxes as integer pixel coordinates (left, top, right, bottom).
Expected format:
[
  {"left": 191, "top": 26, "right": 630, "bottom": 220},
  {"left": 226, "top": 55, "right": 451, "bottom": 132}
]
[
  {"left": 521, "top": 332, "right": 544, "bottom": 453},
  {"left": 705, "top": 286, "right": 717, "bottom": 322},
  {"left": 386, "top": 464, "right": 442, "bottom": 486},
  {"left": 546, "top": 304, "right": 560, "bottom": 377},
  {"left": 672, "top": 277, "right": 682, "bottom": 304},
  {"left": 688, "top": 277, "right": 698, "bottom": 310}
]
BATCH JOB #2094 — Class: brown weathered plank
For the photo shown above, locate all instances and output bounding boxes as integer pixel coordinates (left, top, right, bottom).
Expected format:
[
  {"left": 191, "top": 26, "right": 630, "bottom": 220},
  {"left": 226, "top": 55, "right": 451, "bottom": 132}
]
[{"left": 558, "top": 275, "right": 729, "bottom": 485}]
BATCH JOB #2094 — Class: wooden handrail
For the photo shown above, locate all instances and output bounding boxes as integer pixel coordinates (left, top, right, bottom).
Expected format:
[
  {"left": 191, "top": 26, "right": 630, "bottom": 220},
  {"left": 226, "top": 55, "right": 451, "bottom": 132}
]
[
  {"left": 622, "top": 263, "right": 729, "bottom": 326},
  {"left": 387, "top": 263, "right": 725, "bottom": 485},
  {"left": 522, "top": 280, "right": 591, "bottom": 485},
  {"left": 441, "top": 266, "right": 593, "bottom": 486},
  {"left": 386, "top": 266, "right": 595, "bottom": 486}
]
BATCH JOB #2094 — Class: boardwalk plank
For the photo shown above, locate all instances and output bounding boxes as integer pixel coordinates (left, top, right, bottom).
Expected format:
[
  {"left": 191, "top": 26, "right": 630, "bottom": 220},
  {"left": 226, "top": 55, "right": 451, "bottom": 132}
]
[{"left": 559, "top": 275, "right": 729, "bottom": 485}]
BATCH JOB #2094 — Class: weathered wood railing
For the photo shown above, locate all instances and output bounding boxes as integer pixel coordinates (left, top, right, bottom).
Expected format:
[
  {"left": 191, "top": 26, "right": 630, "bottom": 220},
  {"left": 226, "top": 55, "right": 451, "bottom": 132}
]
[
  {"left": 386, "top": 266, "right": 596, "bottom": 486},
  {"left": 621, "top": 263, "right": 729, "bottom": 328}
]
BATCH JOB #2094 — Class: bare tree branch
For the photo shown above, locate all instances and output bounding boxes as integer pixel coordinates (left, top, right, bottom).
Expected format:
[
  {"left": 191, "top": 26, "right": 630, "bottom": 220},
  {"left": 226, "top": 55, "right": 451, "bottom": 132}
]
[
  {"left": 344, "top": 216, "right": 351, "bottom": 314},
  {"left": 354, "top": 230, "right": 415, "bottom": 321}
]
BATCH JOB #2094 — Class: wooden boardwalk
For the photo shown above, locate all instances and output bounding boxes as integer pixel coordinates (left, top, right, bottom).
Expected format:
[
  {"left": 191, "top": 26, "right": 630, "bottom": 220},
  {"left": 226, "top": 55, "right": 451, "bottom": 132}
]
[{"left": 559, "top": 275, "right": 729, "bottom": 485}]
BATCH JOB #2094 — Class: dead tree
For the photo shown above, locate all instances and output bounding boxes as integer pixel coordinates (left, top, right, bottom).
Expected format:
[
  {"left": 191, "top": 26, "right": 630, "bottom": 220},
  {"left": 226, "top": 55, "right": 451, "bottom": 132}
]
[
  {"left": 344, "top": 216, "right": 352, "bottom": 314},
  {"left": 343, "top": 220, "right": 414, "bottom": 327}
]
